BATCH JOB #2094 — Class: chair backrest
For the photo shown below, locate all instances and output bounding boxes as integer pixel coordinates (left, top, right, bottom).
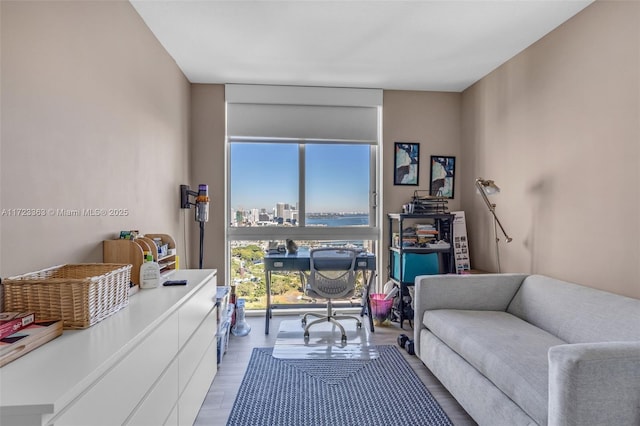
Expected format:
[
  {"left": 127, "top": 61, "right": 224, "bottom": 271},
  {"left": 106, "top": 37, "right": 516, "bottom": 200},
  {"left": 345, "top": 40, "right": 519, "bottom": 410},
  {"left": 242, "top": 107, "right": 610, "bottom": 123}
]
[{"left": 308, "top": 248, "right": 358, "bottom": 299}]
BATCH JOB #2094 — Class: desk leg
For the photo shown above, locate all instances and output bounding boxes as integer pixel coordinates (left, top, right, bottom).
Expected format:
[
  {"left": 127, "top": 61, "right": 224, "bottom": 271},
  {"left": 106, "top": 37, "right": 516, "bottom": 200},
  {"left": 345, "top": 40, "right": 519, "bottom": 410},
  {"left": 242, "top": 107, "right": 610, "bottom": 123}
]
[
  {"left": 363, "top": 270, "right": 375, "bottom": 333},
  {"left": 265, "top": 270, "right": 271, "bottom": 335}
]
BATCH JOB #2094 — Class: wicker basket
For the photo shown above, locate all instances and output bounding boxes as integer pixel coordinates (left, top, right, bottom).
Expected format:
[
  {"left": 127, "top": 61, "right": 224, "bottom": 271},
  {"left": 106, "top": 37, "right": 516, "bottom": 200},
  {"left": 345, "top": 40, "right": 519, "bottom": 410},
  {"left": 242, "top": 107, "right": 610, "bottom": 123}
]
[{"left": 2, "top": 263, "right": 132, "bottom": 329}]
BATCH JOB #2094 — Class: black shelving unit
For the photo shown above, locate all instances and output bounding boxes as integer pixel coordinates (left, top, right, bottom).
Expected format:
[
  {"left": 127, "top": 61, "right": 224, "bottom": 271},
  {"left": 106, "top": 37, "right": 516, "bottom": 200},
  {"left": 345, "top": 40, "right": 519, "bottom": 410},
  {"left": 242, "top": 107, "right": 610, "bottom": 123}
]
[{"left": 387, "top": 213, "right": 455, "bottom": 328}]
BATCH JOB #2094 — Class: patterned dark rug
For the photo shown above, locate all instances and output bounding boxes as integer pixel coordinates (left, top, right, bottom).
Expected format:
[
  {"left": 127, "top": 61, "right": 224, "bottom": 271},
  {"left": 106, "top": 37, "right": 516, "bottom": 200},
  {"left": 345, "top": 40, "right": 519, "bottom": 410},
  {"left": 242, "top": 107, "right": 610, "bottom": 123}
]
[{"left": 226, "top": 345, "right": 453, "bottom": 426}]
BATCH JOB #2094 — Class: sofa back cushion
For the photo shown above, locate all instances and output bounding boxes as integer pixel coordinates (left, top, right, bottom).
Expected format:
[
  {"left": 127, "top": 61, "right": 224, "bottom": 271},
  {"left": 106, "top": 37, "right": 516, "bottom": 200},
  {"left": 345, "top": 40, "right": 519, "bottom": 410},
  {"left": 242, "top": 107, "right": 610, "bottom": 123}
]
[{"left": 506, "top": 275, "right": 640, "bottom": 343}]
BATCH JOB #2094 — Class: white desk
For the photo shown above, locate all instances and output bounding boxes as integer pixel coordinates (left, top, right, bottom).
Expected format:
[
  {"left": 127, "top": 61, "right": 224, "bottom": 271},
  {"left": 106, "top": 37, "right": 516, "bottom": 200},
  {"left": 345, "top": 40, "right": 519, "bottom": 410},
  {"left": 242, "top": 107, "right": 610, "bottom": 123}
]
[{"left": 0, "top": 269, "right": 217, "bottom": 426}]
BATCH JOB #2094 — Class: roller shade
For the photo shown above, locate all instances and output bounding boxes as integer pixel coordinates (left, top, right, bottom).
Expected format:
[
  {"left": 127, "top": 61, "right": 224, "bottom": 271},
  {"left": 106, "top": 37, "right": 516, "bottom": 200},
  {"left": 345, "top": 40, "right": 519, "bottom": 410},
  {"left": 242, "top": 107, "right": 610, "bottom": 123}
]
[{"left": 226, "top": 84, "right": 382, "bottom": 143}]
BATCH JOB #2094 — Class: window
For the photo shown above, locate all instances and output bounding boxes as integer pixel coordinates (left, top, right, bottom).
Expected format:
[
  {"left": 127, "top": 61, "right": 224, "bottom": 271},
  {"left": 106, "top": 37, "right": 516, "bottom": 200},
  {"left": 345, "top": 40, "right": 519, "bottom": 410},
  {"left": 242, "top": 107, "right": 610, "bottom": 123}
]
[
  {"left": 230, "top": 143, "right": 299, "bottom": 227},
  {"left": 228, "top": 139, "right": 378, "bottom": 309},
  {"left": 305, "top": 144, "right": 371, "bottom": 225},
  {"left": 226, "top": 85, "right": 382, "bottom": 309},
  {"left": 230, "top": 142, "right": 373, "bottom": 229}
]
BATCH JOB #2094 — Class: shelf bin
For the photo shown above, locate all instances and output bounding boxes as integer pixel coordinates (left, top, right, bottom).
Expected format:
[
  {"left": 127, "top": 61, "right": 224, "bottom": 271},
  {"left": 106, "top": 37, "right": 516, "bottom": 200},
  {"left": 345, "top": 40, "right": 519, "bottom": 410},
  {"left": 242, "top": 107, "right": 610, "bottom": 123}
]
[{"left": 391, "top": 252, "right": 439, "bottom": 283}]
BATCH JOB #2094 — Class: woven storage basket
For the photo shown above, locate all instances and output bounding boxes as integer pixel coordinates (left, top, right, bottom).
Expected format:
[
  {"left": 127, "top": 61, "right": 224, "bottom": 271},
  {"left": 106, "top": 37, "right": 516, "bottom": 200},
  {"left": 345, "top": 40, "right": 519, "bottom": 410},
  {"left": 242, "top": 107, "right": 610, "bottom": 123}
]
[{"left": 2, "top": 263, "right": 132, "bottom": 329}]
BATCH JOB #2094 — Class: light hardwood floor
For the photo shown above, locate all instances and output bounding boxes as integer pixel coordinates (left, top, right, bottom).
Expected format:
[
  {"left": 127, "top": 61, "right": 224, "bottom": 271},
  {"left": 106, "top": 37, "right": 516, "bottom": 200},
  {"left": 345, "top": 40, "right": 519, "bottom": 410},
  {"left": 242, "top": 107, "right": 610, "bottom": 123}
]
[{"left": 194, "top": 314, "right": 477, "bottom": 426}]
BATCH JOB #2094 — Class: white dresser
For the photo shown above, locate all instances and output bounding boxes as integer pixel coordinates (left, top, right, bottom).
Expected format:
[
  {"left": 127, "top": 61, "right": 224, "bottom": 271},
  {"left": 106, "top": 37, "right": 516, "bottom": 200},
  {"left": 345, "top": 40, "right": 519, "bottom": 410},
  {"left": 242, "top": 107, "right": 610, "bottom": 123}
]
[{"left": 0, "top": 269, "right": 218, "bottom": 426}]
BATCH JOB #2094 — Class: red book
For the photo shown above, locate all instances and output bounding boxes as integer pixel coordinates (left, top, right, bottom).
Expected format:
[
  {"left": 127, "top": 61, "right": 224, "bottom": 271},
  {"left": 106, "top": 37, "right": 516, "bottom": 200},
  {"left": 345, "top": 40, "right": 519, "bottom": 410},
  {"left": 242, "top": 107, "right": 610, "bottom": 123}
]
[{"left": 0, "top": 312, "right": 36, "bottom": 340}]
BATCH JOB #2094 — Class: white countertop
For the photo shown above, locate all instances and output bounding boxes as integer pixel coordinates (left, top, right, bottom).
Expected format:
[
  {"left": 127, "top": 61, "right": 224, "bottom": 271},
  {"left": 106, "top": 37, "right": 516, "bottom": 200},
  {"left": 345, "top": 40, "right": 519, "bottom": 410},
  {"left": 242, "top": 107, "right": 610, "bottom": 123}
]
[{"left": 0, "top": 269, "right": 216, "bottom": 418}]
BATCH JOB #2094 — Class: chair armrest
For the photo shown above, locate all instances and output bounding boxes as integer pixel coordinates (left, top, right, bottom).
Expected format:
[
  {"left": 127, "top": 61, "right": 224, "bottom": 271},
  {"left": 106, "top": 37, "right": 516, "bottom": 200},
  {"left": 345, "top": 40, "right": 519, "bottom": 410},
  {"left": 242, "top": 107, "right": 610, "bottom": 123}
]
[
  {"left": 548, "top": 342, "right": 640, "bottom": 426},
  {"left": 413, "top": 273, "right": 527, "bottom": 356}
]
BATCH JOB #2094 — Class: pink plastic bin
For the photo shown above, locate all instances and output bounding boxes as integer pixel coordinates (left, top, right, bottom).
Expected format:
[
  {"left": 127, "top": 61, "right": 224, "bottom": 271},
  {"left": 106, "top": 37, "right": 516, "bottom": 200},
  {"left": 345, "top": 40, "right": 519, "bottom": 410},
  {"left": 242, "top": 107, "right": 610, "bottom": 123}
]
[{"left": 370, "top": 293, "right": 393, "bottom": 325}]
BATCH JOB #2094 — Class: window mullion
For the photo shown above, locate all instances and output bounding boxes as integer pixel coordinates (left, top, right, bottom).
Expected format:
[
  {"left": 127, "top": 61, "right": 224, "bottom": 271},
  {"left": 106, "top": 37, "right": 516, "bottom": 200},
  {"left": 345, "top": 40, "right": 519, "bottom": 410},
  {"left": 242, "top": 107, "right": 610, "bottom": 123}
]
[
  {"left": 370, "top": 144, "right": 377, "bottom": 226},
  {"left": 299, "top": 143, "right": 305, "bottom": 227}
]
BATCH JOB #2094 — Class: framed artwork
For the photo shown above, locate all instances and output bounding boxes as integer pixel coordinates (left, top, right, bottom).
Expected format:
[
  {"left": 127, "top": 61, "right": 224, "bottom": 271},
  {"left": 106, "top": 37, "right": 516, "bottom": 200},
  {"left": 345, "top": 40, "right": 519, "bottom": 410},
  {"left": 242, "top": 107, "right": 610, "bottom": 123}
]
[
  {"left": 394, "top": 142, "right": 420, "bottom": 185},
  {"left": 429, "top": 155, "right": 456, "bottom": 198}
]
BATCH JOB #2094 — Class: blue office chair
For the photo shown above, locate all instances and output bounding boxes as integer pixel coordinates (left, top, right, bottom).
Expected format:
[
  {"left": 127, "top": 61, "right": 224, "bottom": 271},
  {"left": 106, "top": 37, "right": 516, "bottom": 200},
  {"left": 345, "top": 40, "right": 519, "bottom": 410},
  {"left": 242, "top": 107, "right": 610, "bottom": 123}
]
[{"left": 301, "top": 247, "right": 362, "bottom": 343}]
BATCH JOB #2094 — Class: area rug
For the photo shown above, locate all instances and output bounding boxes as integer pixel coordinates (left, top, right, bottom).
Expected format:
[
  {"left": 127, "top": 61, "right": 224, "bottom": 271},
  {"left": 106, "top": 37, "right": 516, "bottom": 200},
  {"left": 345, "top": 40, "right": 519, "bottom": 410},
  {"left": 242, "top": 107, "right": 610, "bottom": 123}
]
[{"left": 226, "top": 345, "right": 453, "bottom": 426}]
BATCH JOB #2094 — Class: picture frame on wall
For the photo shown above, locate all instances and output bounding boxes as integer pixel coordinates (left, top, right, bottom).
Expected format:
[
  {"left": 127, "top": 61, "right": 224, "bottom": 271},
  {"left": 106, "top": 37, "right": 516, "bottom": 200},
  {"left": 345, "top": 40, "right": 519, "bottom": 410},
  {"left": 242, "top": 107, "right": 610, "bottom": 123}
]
[
  {"left": 394, "top": 142, "right": 420, "bottom": 185},
  {"left": 429, "top": 155, "right": 456, "bottom": 198}
]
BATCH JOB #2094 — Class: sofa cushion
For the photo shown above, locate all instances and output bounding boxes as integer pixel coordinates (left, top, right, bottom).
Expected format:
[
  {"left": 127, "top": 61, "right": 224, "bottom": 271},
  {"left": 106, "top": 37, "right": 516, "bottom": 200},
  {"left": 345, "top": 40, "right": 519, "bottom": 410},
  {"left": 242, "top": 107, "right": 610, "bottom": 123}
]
[
  {"left": 507, "top": 275, "right": 640, "bottom": 343},
  {"left": 424, "top": 309, "right": 566, "bottom": 425}
]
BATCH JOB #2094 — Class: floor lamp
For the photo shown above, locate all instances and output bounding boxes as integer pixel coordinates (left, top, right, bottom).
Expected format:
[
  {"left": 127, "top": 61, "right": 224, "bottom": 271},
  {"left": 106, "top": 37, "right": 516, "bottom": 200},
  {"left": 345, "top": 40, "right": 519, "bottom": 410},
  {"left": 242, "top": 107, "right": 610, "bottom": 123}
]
[{"left": 475, "top": 178, "right": 512, "bottom": 272}]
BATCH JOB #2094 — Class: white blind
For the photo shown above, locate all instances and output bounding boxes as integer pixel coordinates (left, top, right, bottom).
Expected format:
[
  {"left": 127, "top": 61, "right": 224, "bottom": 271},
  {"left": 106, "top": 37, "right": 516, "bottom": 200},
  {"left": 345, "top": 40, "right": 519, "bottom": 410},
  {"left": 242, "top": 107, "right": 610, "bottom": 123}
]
[{"left": 226, "top": 84, "right": 382, "bottom": 143}]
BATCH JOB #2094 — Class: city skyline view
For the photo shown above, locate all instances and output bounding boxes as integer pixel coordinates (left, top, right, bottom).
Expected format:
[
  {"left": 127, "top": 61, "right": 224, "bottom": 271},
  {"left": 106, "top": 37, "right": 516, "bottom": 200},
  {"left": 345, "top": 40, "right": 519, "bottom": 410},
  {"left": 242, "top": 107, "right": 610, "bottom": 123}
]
[{"left": 230, "top": 143, "right": 371, "bottom": 214}]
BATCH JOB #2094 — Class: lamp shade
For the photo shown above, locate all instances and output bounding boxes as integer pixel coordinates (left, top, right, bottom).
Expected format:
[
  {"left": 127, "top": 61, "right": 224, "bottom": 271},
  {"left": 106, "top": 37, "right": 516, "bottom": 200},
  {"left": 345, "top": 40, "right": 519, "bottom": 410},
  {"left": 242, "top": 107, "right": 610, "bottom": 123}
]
[
  {"left": 474, "top": 177, "right": 512, "bottom": 244},
  {"left": 477, "top": 178, "right": 500, "bottom": 195}
]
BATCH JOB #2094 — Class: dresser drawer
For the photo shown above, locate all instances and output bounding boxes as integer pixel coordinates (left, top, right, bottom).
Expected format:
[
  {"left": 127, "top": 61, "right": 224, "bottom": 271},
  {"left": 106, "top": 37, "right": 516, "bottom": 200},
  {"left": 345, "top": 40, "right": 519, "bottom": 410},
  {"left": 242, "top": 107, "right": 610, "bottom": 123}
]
[
  {"left": 165, "top": 403, "right": 178, "bottom": 426},
  {"left": 179, "top": 306, "right": 217, "bottom": 394},
  {"left": 55, "top": 313, "right": 179, "bottom": 426},
  {"left": 126, "top": 360, "right": 178, "bottom": 426},
  {"left": 178, "top": 336, "right": 218, "bottom": 426},
  {"left": 178, "top": 276, "right": 217, "bottom": 347}
]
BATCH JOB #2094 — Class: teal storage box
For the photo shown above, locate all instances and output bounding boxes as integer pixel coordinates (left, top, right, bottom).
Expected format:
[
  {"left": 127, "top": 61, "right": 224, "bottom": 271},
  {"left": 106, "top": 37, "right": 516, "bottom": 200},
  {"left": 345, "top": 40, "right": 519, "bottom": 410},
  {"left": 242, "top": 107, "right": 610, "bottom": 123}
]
[{"left": 391, "top": 252, "right": 440, "bottom": 283}]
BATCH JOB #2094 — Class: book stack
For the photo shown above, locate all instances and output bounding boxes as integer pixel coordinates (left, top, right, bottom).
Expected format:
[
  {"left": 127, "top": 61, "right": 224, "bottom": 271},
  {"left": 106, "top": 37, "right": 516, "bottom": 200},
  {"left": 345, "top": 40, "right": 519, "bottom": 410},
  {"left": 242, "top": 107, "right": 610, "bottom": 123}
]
[
  {"left": 416, "top": 224, "right": 438, "bottom": 245},
  {"left": 399, "top": 227, "right": 417, "bottom": 247},
  {"left": 0, "top": 319, "right": 63, "bottom": 367},
  {"left": 0, "top": 312, "right": 35, "bottom": 339}
]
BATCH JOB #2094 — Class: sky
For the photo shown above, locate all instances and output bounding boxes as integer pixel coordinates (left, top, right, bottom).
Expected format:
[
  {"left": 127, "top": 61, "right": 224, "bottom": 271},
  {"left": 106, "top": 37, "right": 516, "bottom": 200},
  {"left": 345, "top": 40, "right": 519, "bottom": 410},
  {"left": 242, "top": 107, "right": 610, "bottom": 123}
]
[{"left": 230, "top": 143, "right": 370, "bottom": 213}]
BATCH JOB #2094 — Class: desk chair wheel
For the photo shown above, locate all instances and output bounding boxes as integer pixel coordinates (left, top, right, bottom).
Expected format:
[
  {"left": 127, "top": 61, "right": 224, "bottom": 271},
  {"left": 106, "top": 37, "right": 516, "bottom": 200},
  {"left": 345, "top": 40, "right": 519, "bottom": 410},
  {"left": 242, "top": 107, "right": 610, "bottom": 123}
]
[
  {"left": 356, "top": 320, "right": 362, "bottom": 328},
  {"left": 304, "top": 331, "right": 310, "bottom": 342},
  {"left": 341, "top": 334, "right": 347, "bottom": 344}
]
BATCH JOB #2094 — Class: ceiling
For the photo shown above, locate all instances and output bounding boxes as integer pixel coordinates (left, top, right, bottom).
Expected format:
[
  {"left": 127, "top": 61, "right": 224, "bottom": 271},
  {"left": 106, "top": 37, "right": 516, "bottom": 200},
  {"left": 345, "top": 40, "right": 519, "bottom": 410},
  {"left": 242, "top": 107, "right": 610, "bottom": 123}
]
[{"left": 130, "top": 0, "right": 594, "bottom": 92}]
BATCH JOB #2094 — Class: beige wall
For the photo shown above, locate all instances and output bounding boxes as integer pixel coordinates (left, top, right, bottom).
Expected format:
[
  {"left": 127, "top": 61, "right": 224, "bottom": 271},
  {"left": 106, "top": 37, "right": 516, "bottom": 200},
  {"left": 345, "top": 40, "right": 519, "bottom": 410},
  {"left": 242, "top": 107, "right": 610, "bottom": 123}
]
[
  {"left": 0, "top": 1, "right": 191, "bottom": 277},
  {"left": 382, "top": 91, "right": 462, "bottom": 280},
  {"left": 189, "top": 84, "right": 226, "bottom": 277},
  {"left": 460, "top": 0, "right": 640, "bottom": 298}
]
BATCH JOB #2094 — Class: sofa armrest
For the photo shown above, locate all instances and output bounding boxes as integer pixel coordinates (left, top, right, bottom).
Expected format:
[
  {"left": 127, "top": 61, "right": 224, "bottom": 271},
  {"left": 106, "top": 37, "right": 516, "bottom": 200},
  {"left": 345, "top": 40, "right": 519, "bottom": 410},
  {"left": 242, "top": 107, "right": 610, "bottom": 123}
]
[
  {"left": 548, "top": 342, "right": 640, "bottom": 426},
  {"left": 413, "top": 273, "right": 527, "bottom": 356},
  {"left": 414, "top": 273, "right": 527, "bottom": 311}
]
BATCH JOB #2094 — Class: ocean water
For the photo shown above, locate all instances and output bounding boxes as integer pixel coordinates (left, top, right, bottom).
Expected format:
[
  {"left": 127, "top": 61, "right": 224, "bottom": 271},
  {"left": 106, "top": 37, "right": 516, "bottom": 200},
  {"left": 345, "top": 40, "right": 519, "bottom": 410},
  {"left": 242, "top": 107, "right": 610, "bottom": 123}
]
[{"left": 306, "top": 214, "right": 369, "bottom": 226}]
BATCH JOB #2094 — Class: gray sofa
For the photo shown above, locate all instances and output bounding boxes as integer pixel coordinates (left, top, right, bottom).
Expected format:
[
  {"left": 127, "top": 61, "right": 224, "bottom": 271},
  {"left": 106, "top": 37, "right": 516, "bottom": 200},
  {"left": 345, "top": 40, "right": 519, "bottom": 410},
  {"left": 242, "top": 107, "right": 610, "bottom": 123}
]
[{"left": 413, "top": 273, "right": 640, "bottom": 426}]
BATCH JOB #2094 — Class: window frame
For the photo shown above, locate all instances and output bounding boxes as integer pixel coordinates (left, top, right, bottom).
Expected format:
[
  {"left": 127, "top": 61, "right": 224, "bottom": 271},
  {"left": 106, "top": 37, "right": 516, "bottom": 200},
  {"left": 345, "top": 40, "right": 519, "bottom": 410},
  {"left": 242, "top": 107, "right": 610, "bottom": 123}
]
[{"left": 227, "top": 138, "right": 379, "bottom": 242}]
